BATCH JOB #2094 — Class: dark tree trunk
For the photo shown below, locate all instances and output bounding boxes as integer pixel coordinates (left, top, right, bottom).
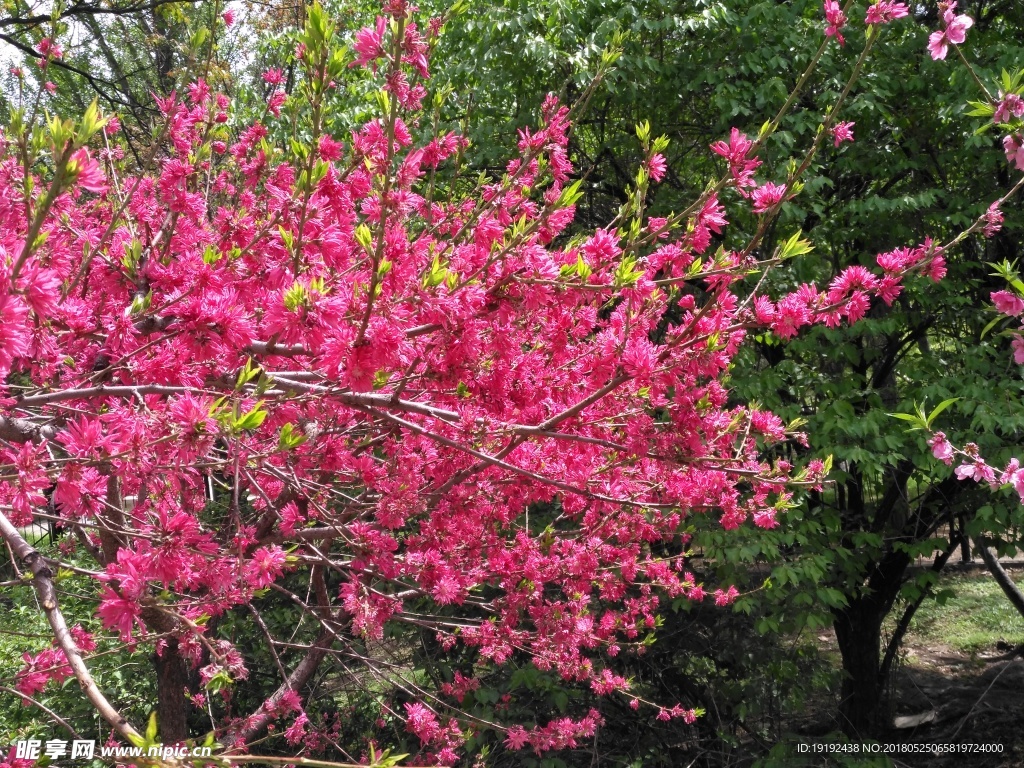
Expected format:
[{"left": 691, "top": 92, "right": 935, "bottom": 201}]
[
  {"left": 834, "top": 600, "right": 885, "bottom": 737},
  {"left": 833, "top": 549, "right": 910, "bottom": 737},
  {"left": 154, "top": 637, "right": 190, "bottom": 742},
  {"left": 142, "top": 607, "right": 190, "bottom": 742}
]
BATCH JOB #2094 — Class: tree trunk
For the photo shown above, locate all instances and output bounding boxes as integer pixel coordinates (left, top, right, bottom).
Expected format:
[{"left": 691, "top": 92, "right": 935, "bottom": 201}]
[
  {"left": 834, "top": 600, "right": 885, "bottom": 737},
  {"left": 154, "top": 638, "right": 190, "bottom": 742},
  {"left": 142, "top": 607, "right": 189, "bottom": 742},
  {"left": 833, "top": 549, "right": 910, "bottom": 737},
  {"left": 978, "top": 537, "right": 1024, "bottom": 617}
]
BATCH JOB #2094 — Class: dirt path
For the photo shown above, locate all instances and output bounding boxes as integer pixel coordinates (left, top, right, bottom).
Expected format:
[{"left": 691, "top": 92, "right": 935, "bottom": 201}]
[{"left": 881, "top": 641, "right": 1024, "bottom": 767}]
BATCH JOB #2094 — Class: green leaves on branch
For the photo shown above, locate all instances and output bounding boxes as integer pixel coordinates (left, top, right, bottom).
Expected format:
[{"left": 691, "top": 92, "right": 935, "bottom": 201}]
[
  {"left": 777, "top": 230, "right": 814, "bottom": 260},
  {"left": 613, "top": 253, "right": 645, "bottom": 287},
  {"left": 888, "top": 398, "right": 959, "bottom": 431},
  {"left": 278, "top": 423, "right": 307, "bottom": 451}
]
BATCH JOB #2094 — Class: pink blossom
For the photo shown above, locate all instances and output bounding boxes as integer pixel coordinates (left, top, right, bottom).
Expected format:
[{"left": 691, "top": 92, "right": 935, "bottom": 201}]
[
  {"left": 992, "top": 290, "right": 1024, "bottom": 316},
  {"left": 824, "top": 0, "right": 848, "bottom": 44},
  {"left": 35, "top": 38, "right": 63, "bottom": 60},
  {"left": 831, "top": 121, "right": 855, "bottom": 146},
  {"left": 1013, "top": 336, "right": 1024, "bottom": 364},
  {"left": 927, "top": 2, "right": 973, "bottom": 61},
  {"left": 505, "top": 726, "right": 530, "bottom": 750},
  {"left": 929, "top": 432, "right": 954, "bottom": 465},
  {"left": 1000, "top": 459, "right": 1024, "bottom": 499},
  {"left": 1004, "top": 133, "right": 1024, "bottom": 171},
  {"left": 865, "top": 1, "right": 909, "bottom": 25},
  {"left": 955, "top": 461, "right": 994, "bottom": 484},
  {"left": 647, "top": 153, "right": 667, "bottom": 182},
  {"left": 283, "top": 712, "right": 309, "bottom": 745},
  {"left": 245, "top": 546, "right": 288, "bottom": 589},
  {"left": 404, "top": 702, "right": 440, "bottom": 744},
  {"left": 751, "top": 182, "right": 787, "bottom": 214},
  {"left": 268, "top": 90, "right": 287, "bottom": 117},
  {"left": 222, "top": 9, "right": 236, "bottom": 26},
  {"left": 714, "top": 586, "right": 740, "bottom": 606},
  {"left": 994, "top": 93, "right": 1024, "bottom": 124},
  {"left": 352, "top": 17, "right": 388, "bottom": 68},
  {"left": 710, "top": 127, "right": 762, "bottom": 190},
  {"left": 983, "top": 202, "right": 1004, "bottom": 238},
  {"left": 68, "top": 148, "right": 108, "bottom": 194},
  {"left": 318, "top": 134, "right": 344, "bottom": 161},
  {"left": 97, "top": 588, "right": 144, "bottom": 641}
]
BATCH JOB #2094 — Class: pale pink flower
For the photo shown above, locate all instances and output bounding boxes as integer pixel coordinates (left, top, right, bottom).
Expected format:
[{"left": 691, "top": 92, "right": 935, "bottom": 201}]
[
  {"left": 927, "top": 2, "right": 973, "bottom": 60},
  {"left": 991, "top": 290, "right": 1024, "bottom": 316},
  {"left": 994, "top": 93, "right": 1024, "bottom": 124},
  {"left": 928, "top": 432, "right": 954, "bottom": 465},
  {"left": 1013, "top": 336, "right": 1024, "bottom": 364},
  {"left": 1004, "top": 133, "right": 1024, "bottom": 171}
]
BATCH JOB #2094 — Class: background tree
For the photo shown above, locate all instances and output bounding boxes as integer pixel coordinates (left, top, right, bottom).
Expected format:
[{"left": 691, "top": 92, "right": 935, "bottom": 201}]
[{"left": 407, "top": 0, "right": 1024, "bottom": 738}]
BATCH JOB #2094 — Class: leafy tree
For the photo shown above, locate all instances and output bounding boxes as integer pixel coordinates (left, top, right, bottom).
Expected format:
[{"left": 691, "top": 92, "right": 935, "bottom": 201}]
[{"left": 419, "top": 0, "right": 1024, "bottom": 737}]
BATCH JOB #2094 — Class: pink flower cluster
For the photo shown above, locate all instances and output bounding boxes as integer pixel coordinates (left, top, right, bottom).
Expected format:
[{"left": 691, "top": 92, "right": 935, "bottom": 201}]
[
  {"left": 16, "top": 626, "right": 96, "bottom": 696},
  {"left": 928, "top": 1, "right": 973, "bottom": 61},
  {"left": 823, "top": 0, "right": 848, "bottom": 45},
  {"left": 865, "top": 0, "right": 909, "bottom": 25}
]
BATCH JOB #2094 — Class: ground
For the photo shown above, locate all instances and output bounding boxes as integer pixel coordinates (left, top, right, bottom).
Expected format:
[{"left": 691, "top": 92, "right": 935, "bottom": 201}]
[{"left": 799, "top": 568, "right": 1024, "bottom": 767}]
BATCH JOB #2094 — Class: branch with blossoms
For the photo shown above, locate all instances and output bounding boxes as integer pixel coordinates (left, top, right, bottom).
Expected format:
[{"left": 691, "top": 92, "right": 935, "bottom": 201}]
[
  {"left": 1, "top": 0, "right": 1021, "bottom": 763},
  {"left": 895, "top": 4, "right": 1024, "bottom": 515}
]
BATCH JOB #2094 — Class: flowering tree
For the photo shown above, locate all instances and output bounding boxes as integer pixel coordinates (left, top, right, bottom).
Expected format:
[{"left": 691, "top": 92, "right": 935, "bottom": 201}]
[{"left": 0, "top": 0, "right": 1019, "bottom": 763}]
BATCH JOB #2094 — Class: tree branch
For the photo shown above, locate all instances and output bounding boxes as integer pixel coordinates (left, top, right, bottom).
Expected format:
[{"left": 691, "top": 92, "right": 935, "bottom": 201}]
[
  {"left": 0, "top": 508, "right": 141, "bottom": 743},
  {"left": 225, "top": 629, "right": 335, "bottom": 745}
]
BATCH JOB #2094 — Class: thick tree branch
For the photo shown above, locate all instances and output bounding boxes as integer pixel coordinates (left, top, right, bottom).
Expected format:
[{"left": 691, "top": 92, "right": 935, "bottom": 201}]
[
  {"left": 225, "top": 629, "right": 335, "bottom": 746},
  {"left": 0, "top": 508, "right": 141, "bottom": 743},
  {"left": 977, "top": 535, "right": 1024, "bottom": 617},
  {"left": 0, "top": 0, "right": 202, "bottom": 28},
  {"left": 0, "top": 415, "right": 58, "bottom": 444}
]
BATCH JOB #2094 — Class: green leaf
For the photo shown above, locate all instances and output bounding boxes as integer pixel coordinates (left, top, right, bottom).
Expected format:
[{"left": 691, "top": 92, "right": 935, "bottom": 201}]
[
  {"left": 236, "top": 403, "right": 268, "bottom": 431},
  {"left": 926, "top": 398, "right": 959, "bottom": 427},
  {"left": 278, "top": 423, "right": 307, "bottom": 450},
  {"left": 778, "top": 229, "right": 813, "bottom": 260},
  {"left": 887, "top": 412, "right": 927, "bottom": 430}
]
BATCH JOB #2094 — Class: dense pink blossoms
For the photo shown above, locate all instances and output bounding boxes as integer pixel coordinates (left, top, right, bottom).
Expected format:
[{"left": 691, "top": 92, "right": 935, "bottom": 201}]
[{"left": 0, "top": 0, "right": 994, "bottom": 762}]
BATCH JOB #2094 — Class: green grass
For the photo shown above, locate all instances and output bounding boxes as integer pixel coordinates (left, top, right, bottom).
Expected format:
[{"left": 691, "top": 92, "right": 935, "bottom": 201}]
[{"left": 903, "top": 572, "right": 1024, "bottom": 654}]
